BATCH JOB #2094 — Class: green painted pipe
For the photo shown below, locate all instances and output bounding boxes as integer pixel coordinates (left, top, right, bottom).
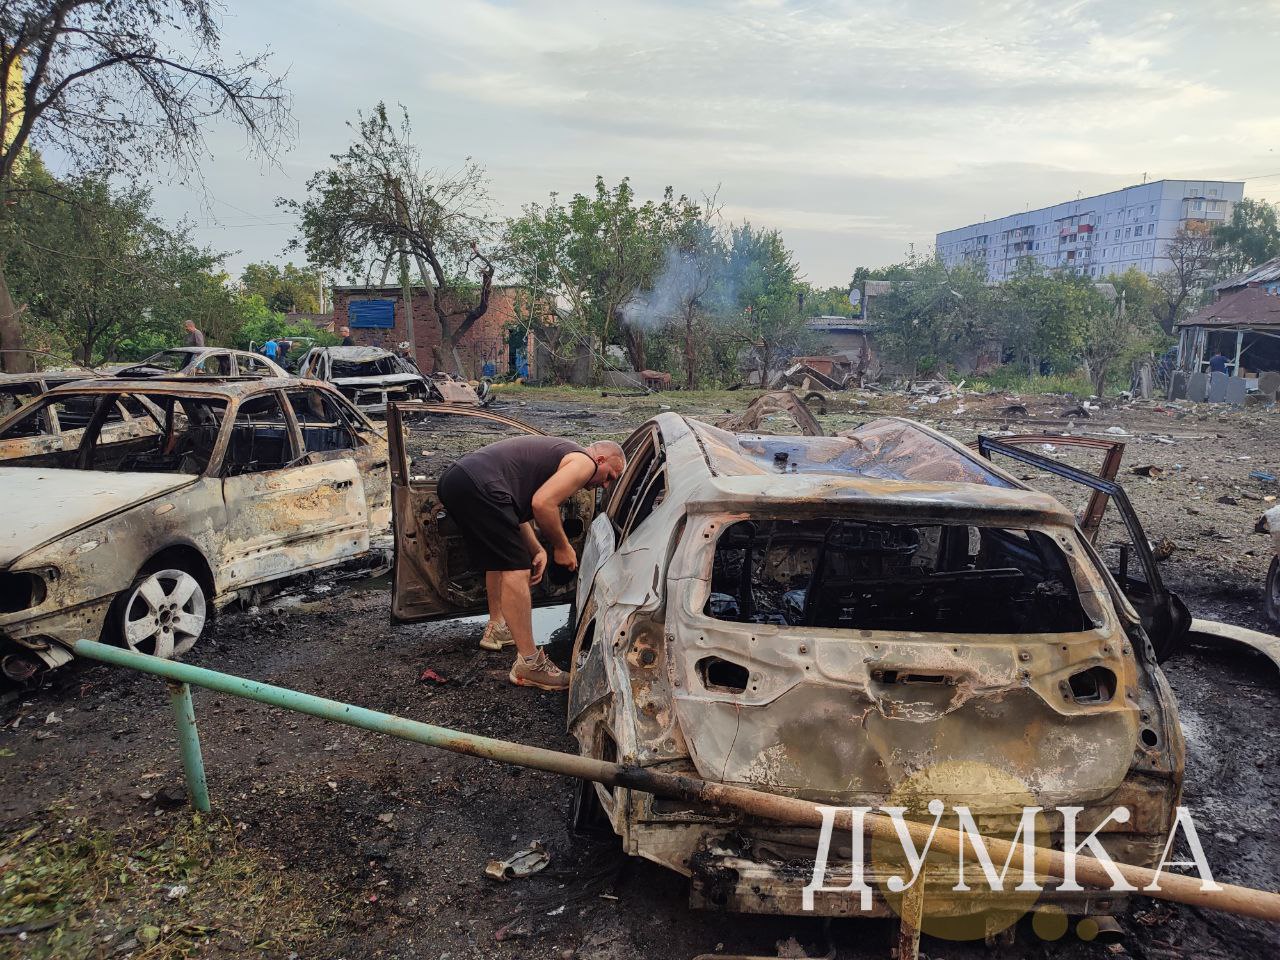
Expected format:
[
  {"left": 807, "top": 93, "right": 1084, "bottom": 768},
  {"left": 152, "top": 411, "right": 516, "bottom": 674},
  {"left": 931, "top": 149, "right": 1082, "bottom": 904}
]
[
  {"left": 68, "top": 639, "right": 1280, "bottom": 923},
  {"left": 166, "top": 681, "right": 210, "bottom": 813}
]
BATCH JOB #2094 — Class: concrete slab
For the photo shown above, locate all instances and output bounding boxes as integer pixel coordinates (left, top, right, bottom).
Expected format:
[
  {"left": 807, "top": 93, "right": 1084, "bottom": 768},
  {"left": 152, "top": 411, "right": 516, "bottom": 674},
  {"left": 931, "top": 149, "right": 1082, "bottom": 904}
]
[
  {"left": 1208, "top": 371, "right": 1229, "bottom": 403},
  {"left": 1225, "top": 376, "right": 1248, "bottom": 406},
  {"left": 1169, "top": 370, "right": 1188, "bottom": 401},
  {"left": 1188, "top": 371, "right": 1208, "bottom": 402},
  {"left": 1258, "top": 371, "right": 1280, "bottom": 401}
]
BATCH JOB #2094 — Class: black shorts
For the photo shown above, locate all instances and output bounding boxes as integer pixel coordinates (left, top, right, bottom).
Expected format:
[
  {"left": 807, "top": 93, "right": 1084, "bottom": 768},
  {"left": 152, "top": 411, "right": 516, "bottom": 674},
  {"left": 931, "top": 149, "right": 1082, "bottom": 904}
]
[{"left": 437, "top": 465, "right": 532, "bottom": 572}]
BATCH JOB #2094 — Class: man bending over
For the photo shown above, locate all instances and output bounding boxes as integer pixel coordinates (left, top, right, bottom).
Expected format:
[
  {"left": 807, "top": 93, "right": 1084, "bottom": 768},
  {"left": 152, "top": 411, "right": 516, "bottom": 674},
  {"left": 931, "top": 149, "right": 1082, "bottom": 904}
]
[{"left": 438, "top": 436, "right": 626, "bottom": 690}]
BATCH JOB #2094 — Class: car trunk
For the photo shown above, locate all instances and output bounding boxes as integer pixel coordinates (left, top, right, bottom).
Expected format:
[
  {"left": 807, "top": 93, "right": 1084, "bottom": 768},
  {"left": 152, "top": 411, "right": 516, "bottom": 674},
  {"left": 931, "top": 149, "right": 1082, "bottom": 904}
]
[{"left": 667, "top": 508, "right": 1165, "bottom": 808}]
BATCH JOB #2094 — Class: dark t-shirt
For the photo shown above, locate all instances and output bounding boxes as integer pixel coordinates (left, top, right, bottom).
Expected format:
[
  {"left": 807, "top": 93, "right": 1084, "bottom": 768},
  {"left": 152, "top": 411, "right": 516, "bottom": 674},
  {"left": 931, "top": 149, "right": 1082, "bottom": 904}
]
[
  {"left": 456, "top": 436, "right": 592, "bottom": 522},
  {"left": 1209, "top": 355, "right": 1228, "bottom": 373}
]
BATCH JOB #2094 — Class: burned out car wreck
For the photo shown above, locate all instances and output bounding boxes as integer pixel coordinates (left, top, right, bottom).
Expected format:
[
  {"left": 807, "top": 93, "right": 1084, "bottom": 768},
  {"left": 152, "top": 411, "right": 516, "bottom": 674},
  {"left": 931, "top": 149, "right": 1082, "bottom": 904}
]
[
  {"left": 387, "top": 405, "right": 1189, "bottom": 923},
  {"left": 0, "top": 377, "right": 390, "bottom": 682}
]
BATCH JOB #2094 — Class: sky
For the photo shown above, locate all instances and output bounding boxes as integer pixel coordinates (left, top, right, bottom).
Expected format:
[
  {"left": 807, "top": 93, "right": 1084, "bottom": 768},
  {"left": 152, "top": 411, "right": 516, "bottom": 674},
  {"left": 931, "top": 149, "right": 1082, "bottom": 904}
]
[{"left": 143, "top": 0, "right": 1280, "bottom": 288}]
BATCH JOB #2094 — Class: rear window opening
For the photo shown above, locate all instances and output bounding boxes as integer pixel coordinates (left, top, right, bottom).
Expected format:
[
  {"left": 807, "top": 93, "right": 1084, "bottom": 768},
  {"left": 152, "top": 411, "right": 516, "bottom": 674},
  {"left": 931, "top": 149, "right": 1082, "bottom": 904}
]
[{"left": 704, "top": 518, "right": 1088, "bottom": 634}]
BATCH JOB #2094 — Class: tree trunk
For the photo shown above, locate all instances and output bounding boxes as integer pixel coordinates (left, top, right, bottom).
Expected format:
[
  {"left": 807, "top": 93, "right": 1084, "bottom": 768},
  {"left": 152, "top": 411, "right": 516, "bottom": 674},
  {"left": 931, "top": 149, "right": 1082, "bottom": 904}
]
[
  {"left": 0, "top": 261, "right": 30, "bottom": 373},
  {"left": 684, "top": 309, "right": 696, "bottom": 390},
  {"left": 621, "top": 325, "right": 646, "bottom": 374}
]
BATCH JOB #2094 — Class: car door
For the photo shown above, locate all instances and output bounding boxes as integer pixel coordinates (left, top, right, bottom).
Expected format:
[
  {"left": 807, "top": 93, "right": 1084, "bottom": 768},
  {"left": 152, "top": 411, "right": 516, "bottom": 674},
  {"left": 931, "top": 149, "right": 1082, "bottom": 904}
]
[
  {"left": 218, "top": 390, "right": 369, "bottom": 588},
  {"left": 284, "top": 386, "right": 391, "bottom": 532},
  {"left": 387, "top": 403, "right": 596, "bottom": 623},
  {"left": 978, "top": 434, "right": 1190, "bottom": 661}
]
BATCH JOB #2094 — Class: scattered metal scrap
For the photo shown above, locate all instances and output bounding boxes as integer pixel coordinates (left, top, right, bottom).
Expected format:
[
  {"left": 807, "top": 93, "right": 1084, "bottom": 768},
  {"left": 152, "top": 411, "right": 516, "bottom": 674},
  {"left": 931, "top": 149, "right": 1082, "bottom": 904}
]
[
  {"left": 715, "top": 390, "right": 824, "bottom": 436},
  {"left": 485, "top": 841, "right": 551, "bottom": 881}
]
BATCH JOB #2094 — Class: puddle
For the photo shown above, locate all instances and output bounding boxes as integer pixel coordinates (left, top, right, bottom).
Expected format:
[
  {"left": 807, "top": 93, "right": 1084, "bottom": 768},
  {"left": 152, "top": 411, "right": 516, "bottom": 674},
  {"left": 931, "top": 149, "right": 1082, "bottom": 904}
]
[{"left": 454, "top": 604, "right": 571, "bottom": 648}]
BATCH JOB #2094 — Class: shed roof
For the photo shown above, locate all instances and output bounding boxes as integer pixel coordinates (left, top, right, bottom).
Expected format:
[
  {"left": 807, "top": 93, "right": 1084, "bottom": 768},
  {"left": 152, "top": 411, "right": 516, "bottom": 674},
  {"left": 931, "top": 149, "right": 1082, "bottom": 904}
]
[
  {"left": 1177, "top": 286, "right": 1280, "bottom": 329},
  {"left": 1212, "top": 255, "right": 1280, "bottom": 293}
]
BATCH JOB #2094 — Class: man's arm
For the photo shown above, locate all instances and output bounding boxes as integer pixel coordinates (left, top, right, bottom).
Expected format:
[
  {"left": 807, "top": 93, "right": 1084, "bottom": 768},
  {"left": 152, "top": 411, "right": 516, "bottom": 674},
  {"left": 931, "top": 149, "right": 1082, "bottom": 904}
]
[{"left": 531, "top": 456, "right": 595, "bottom": 570}]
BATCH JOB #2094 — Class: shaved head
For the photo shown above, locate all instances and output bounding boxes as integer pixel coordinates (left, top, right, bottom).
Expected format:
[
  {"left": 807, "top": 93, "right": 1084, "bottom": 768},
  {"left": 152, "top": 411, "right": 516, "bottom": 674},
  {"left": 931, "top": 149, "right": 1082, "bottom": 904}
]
[{"left": 584, "top": 439, "right": 626, "bottom": 489}]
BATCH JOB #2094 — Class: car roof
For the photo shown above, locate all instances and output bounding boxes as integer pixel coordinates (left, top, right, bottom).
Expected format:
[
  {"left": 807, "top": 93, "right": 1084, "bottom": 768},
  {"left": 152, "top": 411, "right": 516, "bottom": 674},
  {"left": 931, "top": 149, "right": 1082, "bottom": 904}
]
[
  {"left": 319, "top": 346, "right": 394, "bottom": 360},
  {"left": 40, "top": 376, "right": 327, "bottom": 398},
  {"left": 674, "top": 414, "right": 1077, "bottom": 526}
]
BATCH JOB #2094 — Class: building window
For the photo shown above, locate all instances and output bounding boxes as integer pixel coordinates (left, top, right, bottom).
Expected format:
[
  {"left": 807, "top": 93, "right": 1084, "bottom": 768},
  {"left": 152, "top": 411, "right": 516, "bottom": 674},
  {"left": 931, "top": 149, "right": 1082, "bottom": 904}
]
[
  {"left": 1125, "top": 227, "right": 1131, "bottom": 238},
  {"left": 1147, "top": 224, "right": 1155, "bottom": 235},
  {"left": 1150, "top": 204, "right": 1156, "bottom": 214},
  {"left": 1209, "top": 189, "right": 1218, "bottom": 198}
]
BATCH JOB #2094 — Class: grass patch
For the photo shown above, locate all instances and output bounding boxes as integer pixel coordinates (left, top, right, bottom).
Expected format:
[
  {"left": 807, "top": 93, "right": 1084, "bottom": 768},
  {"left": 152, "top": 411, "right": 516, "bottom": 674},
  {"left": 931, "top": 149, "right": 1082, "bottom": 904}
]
[
  {"left": 0, "top": 814, "right": 333, "bottom": 960},
  {"left": 964, "top": 369, "right": 1095, "bottom": 396}
]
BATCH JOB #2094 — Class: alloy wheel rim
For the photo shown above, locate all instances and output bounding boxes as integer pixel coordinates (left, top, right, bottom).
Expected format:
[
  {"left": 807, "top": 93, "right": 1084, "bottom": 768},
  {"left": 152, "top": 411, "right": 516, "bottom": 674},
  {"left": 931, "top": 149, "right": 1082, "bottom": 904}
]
[{"left": 123, "top": 569, "right": 206, "bottom": 658}]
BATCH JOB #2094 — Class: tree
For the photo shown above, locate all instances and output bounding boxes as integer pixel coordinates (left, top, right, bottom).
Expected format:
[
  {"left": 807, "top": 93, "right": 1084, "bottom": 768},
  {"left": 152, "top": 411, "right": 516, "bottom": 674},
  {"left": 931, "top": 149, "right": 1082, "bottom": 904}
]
[
  {"left": 286, "top": 103, "right": 495, "bottom": 374},
  {"left": 874, "top": 255, "right": 991, "bottom": 381},
  {"left": 240, "top": 261, "right": 324, "bottom": 314},
  {"left": 1212, "top": 197, "right": 1280, "bottom": 278},
  {"left": 0, "top": 0, "right": 289, "bottom": 371},
  {"left": 504, "top": 177, "right": 696, "bottom": 375},
  {"left": 6, "top": 172, "right": 225, "bottom": 364},
  {"left": 1081, "top": 269, "right": 1164, "bottom": 398},
  {"left": 996, "top": 259, "right": 1092, "bottom": 376},
  {"left": 801, "top": 283, "right": 855, "bottom": 318},
  {"left": 1152, "top": 225, "right": 1217, "bottom": 334},
  {"left": 719, "top": 223, "right": 812, "bottom": 379}
]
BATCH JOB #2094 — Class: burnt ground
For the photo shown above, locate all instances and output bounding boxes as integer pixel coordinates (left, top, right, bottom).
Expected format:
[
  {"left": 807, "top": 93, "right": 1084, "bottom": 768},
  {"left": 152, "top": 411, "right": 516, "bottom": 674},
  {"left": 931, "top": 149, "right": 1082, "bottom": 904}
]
[{"left": 2, "top": 386, "right": 1279, "bottom": 960}]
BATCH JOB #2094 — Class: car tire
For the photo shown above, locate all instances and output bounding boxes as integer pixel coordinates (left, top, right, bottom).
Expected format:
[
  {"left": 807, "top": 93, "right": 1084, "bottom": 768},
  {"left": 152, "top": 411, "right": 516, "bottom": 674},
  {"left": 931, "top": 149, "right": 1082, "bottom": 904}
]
[
  {"left": 1267, "top": 556, "right": 1280, "bottom": 628},
  {"left": 112, "top": 563, "right": 208, "bottom": 660}
]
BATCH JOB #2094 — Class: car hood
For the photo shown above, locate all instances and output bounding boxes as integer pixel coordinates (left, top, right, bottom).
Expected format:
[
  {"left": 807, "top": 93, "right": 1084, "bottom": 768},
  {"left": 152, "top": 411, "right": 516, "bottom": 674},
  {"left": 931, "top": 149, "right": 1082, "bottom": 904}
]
[{"left": 0, "top": 468, "right": 195, "bottom": 566}]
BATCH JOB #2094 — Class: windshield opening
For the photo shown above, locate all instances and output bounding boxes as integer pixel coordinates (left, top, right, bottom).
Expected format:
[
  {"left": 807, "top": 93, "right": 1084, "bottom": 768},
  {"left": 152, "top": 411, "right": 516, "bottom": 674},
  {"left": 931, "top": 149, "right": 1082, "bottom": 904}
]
[
  {"left": 704, "top": 518, "right": 1088, "bottom": 634},
  {"left": 0, "top": 392, "right": 225, "bottom": 474},
  {"left": 331, "top": 355, "right": 404, "bottom": 378},
  {"left": 119, "top": 351, "right": 195, "bottom": 375}
]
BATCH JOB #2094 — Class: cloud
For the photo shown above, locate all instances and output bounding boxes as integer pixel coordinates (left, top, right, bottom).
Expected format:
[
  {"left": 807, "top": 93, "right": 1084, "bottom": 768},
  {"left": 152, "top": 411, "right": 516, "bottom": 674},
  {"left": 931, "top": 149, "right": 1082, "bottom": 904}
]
[{"left": 140, "top": 0, "right": 1280, "bottom": 285}]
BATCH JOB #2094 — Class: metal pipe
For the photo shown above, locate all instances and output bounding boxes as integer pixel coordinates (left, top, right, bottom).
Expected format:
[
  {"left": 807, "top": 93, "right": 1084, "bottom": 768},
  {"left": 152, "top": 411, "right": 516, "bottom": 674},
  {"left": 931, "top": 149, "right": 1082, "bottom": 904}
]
[
  {"left": 166, "top": 681, "right": 210, "bottom": 813},
  {"left": 70, "top": 638, "right": 1280, "bottom": 923}
]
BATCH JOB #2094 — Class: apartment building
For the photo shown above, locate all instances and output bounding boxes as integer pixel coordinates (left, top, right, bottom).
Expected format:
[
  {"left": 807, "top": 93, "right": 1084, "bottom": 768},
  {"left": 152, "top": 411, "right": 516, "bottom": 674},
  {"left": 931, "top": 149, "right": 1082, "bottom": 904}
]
[{"left": 935, "top": 180, "right": 1244, "bottom": 282}]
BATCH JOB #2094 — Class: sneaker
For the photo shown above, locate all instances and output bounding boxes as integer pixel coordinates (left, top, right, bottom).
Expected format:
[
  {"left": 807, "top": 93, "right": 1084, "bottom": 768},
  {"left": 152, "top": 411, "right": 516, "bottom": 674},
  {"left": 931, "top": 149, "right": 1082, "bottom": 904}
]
[
  {"left": 509, "top": 651, "right": 569, "bottom": 691},
  {"left": 479, "top": 620, "right": 514, "bottom": 651}
]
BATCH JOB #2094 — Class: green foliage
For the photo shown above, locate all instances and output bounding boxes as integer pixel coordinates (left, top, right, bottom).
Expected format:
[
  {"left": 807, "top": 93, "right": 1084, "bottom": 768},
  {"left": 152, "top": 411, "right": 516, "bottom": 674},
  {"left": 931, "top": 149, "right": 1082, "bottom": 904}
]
[
  {"left": 1213, "top": 198, "right": 1280, "bottom": 277},
  {"left": 995, "top": 259, "right": 1102, "bottom": 375},
  {"left": 504, "top": 177, "right": 703, "bottom": 372},
  {"left": 4, "top": 170, "right": 229, "bottom": 364},
  {"left": 720, "top": 222, "right": 813, "bottom": 375},
  {"left": 967, "top": 368, "right": 1095, "bottom": 396},
  {"left": 872, "top": 254, "right": 994, "bottom": 379},
  {"left": 801, "top": 282, "right": 854, "bottom": 318},
  {"left": 240, "top": 261, "right": 324, "bottom": 313}
]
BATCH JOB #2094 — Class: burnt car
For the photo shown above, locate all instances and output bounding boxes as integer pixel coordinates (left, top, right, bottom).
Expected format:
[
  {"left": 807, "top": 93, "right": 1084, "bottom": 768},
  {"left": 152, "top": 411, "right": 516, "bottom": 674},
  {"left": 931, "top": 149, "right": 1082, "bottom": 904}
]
[
  {"left": 1, "top": 369, "right": 162, "bottom": 463},
  {"left": 296, "top": 346, "right": 430, "bottom": 413},
  {"left": 389, "top": 408, "right": 1187, "bottom": 923},
  {"left": 115, "top": 347, "right": 289, "bottom": 379},
  {"left": 296, "top": 346, "right": 489, "bottom": 412},
  {"left": 0, "top": 377, "right": 389, "bottom": 682}
]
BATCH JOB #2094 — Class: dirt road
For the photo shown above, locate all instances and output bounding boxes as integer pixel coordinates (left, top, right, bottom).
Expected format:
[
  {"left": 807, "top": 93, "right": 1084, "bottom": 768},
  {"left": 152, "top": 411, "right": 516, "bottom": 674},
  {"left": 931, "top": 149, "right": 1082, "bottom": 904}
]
[{"left": 2, "top": 387, "right": 1278, "bottom": 959}]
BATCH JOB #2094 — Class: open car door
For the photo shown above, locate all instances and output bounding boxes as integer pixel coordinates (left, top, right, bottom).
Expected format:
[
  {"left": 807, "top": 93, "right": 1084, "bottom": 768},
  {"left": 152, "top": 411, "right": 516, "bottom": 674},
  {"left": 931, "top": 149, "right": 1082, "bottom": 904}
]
[
  {"left": 978, "top": 434, "right": 1190, "bottom": 662},
  {"left": 387, "top": 403, "right": 596, "bottom": 623}
]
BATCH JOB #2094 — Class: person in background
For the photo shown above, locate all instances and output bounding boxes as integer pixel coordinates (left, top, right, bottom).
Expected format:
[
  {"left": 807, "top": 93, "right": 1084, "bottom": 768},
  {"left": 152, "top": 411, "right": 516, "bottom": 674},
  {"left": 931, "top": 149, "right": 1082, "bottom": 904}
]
[
  {"left": 184, "top": 320, "right": 205, "bottom": 348},
  {"left": 437, "top": 436, "right": 626, "bottom": 691},
  {"left": 340, "top": 326, "right": 355, "bottom": 346},
  {"left": 262, "top": 338, "right": 279, "bottom": 360},
  {"left": 1209, "top": 351, "right": 1229, "bottom": 375},
  {"left": 277, "top": 339, "right": 291, "bottom": 365}
]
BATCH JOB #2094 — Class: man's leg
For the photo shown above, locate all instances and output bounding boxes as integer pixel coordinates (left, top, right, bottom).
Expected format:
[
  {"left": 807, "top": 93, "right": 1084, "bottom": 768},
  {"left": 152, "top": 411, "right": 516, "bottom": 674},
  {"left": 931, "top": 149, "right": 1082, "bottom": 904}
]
[
  {"left": 498, "top": 569, "right": 536, "bottom": 658},
  {"left": 479, "top": 571, "right": 513, "bottom": 650},
  {"left": 500, "top": 568, "right": 567, "bottom": 690}
]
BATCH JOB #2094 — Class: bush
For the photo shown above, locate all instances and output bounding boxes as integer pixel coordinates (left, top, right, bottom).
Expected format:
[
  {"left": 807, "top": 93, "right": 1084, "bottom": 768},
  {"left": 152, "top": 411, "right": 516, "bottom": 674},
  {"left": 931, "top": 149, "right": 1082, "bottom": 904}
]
[{"left": 967, "top": 366, "right": 1095, "bottom": 396}]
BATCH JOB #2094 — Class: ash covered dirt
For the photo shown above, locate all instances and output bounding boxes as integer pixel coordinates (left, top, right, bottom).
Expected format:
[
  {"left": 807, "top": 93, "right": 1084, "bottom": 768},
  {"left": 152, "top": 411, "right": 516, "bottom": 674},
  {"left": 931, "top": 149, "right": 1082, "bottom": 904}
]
[{"left": 2, "top": 388, "right": 1278, "bottom": 959}]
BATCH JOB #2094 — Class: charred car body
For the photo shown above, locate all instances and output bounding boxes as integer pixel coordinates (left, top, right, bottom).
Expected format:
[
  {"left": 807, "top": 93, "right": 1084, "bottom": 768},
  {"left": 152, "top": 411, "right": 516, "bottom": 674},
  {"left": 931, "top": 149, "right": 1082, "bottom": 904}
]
[
  {"left": 297, "top": 346, "right": 430, "bottom": 413},
  {"left": 0, "top": 377, "right": 390, "bottom": 682},
  {"left": 1, "top": 370, "right": 162, "bottom": 463},
  {"left": 389, "top": 407, "right": 1187, "bottom": 922},
  {"left": 114, "top": 347, "right": 289, "bottom": 379}
]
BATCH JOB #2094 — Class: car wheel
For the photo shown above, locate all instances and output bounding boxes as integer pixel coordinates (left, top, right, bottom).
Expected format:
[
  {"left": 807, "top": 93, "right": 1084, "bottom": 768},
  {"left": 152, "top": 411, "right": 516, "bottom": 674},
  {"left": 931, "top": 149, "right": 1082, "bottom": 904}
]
[
  {"left": 1267, "top": 557, "right": 1280, "bottom": 628},
  {"left": 117, "top": 566, "right": 207, "bottom": 659}
]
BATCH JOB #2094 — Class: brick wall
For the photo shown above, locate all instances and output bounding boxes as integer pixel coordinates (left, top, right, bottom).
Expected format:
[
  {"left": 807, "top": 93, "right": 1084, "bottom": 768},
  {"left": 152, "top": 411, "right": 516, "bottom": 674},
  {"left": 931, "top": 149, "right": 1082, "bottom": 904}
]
[{"left": 332, "top": 286, "right": 522, "bottom": 377}]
